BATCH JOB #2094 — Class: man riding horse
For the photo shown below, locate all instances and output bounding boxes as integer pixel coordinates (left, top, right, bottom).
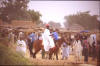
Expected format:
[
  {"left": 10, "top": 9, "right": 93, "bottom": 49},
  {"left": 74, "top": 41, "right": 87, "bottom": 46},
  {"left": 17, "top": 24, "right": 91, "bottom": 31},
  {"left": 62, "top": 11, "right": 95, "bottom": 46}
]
[
  {"left": 42, "top": 24, "right": 55, "bottom": 59},
  {"left": 27, "top": 24, "right": 64, "bottom": 60}
]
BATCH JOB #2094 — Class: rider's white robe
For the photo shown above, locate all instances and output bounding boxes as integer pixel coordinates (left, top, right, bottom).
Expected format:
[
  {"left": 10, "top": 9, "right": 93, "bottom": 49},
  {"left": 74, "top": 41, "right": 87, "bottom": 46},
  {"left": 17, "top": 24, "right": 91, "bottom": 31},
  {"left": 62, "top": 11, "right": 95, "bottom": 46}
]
[{"left": 42, "top": 29, "right": 55, "bottom": 51}]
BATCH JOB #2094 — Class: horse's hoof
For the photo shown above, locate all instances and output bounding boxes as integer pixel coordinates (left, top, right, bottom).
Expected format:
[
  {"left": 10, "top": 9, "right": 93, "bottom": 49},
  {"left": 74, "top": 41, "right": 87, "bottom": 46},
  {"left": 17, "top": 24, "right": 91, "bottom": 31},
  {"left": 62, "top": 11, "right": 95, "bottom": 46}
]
[
  {"left": 33, "top": 56, "right": 35, "bottom": 58},
  {"left": 33, "top": 56, "right": 36, "bottom": 58}
]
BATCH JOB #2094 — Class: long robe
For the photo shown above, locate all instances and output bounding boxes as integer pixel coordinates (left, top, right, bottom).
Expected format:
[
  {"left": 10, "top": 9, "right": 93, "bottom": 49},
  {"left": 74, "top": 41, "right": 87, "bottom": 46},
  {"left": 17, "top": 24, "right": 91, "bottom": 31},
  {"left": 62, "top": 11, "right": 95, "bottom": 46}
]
[
  {"left": 73, "top": 40, "right": 83, "bottom": 61},
  {"left": 62, "top": 42, "right": 70, "bottom": 59},
  {"left": 42, "top": 29, "right": 55, "bottom": 51},
  {"left": 16, "top": 40, "right": 26, "bottom": 56},
  {"left": 89, "top": 34, "right": 97, "bottom": 47}
]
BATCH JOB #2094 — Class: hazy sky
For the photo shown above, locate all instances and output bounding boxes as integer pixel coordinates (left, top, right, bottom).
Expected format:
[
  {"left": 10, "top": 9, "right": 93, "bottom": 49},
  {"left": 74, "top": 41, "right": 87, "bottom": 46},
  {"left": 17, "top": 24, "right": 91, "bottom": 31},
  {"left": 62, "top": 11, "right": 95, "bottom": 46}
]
[{"left": 28, "top": 1, "right": 100, "bottom": 27}]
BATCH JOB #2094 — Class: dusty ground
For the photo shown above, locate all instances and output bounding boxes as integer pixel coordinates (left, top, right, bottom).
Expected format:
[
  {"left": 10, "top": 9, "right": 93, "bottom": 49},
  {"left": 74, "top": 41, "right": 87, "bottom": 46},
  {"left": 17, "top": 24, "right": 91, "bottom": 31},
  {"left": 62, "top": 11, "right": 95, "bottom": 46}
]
[{"left": 25, "top": 49, "right": 97, "bottom": 66}]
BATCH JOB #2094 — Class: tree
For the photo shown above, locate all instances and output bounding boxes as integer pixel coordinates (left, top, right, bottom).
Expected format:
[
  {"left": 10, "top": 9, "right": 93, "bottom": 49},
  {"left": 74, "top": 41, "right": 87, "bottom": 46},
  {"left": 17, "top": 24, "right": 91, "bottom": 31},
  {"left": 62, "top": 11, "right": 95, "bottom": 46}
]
[
  {"left": 0, "top": 0, "right": 30, "bottom": 23},
  {"left": 64, "top": 11, "right": 100, "bottom": 30},
  {"left": 48, "top": 21, "right": 61, "bottom": 29},
  {"left": 0, "top": 0, "right": 42, "bottom": 24},
  {"left": 27, "top": 10, "right": 42, "bottom": 24}
]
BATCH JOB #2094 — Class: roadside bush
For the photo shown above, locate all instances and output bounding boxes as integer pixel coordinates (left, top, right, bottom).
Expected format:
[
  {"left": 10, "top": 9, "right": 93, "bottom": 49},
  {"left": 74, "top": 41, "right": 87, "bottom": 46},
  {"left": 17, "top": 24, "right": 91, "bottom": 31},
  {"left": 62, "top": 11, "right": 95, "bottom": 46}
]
[{"left": 0, "top": 43, "right": 33, "bottom": 65}]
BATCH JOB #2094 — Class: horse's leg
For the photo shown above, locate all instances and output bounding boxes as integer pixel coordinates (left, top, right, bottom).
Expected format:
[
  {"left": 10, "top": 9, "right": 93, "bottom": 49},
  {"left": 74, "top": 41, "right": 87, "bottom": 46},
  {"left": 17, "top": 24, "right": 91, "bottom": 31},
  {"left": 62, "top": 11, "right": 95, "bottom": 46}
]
[
  {"left": 49, "top": 53, "right": 52, "bottom": 60},
  {"left": 49, "top": 51, "right": 53, "bottom": 60},
  {"left": 55, "top": 48, "right": 59, "bottom": 60},
  {"left": 51, "top": 54, "right": 54, "bottom": 60},
  {"left": 29, "top": 48, "right": 33, "bottom": 57},
  {"left": 33, "top": 52, "right": 36, "bottom": 58},
  {"left": 33, "top": 48, "right": 41, "bottom": 58},
  {"left": 56, "top": 52, "right": 58, "bottom": 60}
]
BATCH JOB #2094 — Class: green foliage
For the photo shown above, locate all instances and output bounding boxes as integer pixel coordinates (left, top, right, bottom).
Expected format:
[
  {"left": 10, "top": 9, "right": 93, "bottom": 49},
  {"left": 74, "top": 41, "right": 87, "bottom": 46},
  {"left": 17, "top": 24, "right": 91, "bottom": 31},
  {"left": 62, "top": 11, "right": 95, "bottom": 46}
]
[
  {"left": 27, "top": 10, "right": 42, "bottom": 24},
  {"left": 0, "top": 0, "right": 42, "bottom": 24},
  {"left": 64, "top": 11, "right": 100, "bottom": 30},
  {"left": 0, "top": 0, "right": 30, "bottom": 23}
]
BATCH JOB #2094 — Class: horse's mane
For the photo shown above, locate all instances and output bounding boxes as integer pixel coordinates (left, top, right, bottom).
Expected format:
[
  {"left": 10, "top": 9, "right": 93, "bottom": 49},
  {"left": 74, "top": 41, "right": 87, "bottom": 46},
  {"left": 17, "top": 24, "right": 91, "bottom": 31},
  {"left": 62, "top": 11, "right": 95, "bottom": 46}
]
[{"left": 56, "top": 37, "right": 64, "bottom": 47}]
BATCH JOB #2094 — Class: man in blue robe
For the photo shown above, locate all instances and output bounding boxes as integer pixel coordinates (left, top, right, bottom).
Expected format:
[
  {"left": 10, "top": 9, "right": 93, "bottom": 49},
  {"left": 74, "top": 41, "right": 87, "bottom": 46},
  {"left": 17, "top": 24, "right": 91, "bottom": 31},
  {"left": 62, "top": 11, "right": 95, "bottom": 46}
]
[{"left": 28, "top": 32, "right": 36, "bottom": 57}]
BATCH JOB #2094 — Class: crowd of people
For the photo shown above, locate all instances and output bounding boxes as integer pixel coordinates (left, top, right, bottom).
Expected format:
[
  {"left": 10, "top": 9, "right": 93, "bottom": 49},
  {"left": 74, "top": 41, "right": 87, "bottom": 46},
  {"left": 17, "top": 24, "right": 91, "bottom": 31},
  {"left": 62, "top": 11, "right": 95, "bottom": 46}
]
[{"left": 0, "top": 24, "right": 99, "bottom": 64}]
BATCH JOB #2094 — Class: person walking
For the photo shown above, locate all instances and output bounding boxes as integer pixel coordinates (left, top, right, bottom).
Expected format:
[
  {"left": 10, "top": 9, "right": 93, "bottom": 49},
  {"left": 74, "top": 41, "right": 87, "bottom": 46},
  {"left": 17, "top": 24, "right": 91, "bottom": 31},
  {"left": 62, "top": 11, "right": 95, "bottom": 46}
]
[
  {"left": 62, "top": 41, "right": 70, "bottom": 60},
  {"left": 73, "top": 36, "right": 83, "bottom": 63},
  {"left": 16, "top": 37, "right": 27, "bottom": 57},
  {"left": 28, "top": 32, "right": 36, "bottom": 57},
  {"left": 83, "top": 36, "right": 89, "bottom": 63},
  {"left": 90, "top": 33, "right": 97, "bottom": 60}
]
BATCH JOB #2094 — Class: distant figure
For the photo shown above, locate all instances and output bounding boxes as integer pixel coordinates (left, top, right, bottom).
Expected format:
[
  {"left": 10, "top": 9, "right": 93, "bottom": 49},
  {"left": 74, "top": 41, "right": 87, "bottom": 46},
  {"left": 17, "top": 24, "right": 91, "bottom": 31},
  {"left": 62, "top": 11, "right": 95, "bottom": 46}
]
[
  {"left": 28, "top": 32, "right": 36, "bottom": 57},
  {"left": 73, "top": 37, "right": 83, "bottom": 63},
  {"left": 62, "top": 42, "right": 70, "bottom": 60},
  {"left": 97, "top": 32, "right": 100, "bottom": 66},
  {"left": 8, "top": 32, "right": 15, "bottom": 45},
  {"left": 16, "top": 37, "right": 27, "bottom": 57},
  {"left": 89, "top": 33, "right": 97, "bottom": 60},
  {"left": 29, "top": 32, "right": 36, "bottom": 44},
  {"left": 83, "top": 36, "right": 89, "bottom": 63},
  {"left": 70, "top": 34, "right": 75, "bottom": 44}
]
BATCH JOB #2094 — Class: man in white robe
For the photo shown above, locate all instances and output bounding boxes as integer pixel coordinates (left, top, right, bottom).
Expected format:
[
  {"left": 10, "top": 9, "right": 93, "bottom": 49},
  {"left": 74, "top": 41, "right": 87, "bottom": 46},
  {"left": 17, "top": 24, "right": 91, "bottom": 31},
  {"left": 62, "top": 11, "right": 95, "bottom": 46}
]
[
  {"left": 62, "top": 42, "right": 70, "bottom": 60},
  {"left": 89, "top": 33, "right": 97, "bottom": 60},
  {"left": 42, "top": 24, "right": 55, "bottom": 52},
  {"left": 89, "top": 33, "right": 97, "bottom": 47},
  {"left": 73, "top": 39, "right": 83, "bottom": 63},
  {"left": 16, "top": 38, "right": 26, "bottom": 57}
]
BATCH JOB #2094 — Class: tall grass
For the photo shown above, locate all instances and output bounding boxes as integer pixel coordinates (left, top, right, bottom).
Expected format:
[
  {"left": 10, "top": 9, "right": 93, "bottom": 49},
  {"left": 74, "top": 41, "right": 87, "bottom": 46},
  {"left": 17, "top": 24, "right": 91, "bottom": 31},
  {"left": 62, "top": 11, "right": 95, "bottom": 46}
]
[{"left": 0, "top": 43, "right": 34, "bottom": 65}]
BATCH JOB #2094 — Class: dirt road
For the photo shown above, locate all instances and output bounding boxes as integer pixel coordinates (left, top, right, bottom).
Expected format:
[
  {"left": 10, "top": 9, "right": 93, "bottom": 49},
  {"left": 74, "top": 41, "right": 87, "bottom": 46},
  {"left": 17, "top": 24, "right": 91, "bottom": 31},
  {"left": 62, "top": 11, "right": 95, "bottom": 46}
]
[{"left": 25, "top": 50, "right": 97, "bottom": 66}]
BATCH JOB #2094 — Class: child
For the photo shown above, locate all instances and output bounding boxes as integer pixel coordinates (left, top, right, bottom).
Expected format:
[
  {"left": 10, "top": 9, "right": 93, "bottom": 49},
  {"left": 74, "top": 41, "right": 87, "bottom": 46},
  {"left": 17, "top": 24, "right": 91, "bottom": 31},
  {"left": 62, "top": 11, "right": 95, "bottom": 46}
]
[{"left": 62, "top": 41, "right": 70, "bottom": 60}]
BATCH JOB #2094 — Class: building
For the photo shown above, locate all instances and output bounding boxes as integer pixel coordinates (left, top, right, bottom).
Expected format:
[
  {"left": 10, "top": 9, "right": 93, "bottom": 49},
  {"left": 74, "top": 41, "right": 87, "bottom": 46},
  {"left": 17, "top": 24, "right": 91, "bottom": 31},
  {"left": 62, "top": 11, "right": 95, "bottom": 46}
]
[
  {"left": 11, "top": 20, "right": 34, "bottom": 28},
  {"left": 0, "top": 20, "right": 35, "bottom": 28}
]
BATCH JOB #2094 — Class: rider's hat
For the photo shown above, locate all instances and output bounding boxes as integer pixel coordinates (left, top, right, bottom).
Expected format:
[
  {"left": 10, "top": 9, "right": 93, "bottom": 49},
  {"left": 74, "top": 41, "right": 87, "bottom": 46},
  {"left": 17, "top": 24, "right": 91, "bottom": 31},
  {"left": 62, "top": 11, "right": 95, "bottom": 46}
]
[{"left": 45, "top": 24, "right": 49, "bottom": 27}]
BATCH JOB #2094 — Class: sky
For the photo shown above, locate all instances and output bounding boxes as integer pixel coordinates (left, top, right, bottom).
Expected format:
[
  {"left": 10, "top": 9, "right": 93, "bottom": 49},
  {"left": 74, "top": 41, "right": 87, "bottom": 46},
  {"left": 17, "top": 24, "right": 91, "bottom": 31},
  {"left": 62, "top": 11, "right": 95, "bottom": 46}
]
[{"left": 28, "top": 1, "right": 100, "bottom": 27}]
